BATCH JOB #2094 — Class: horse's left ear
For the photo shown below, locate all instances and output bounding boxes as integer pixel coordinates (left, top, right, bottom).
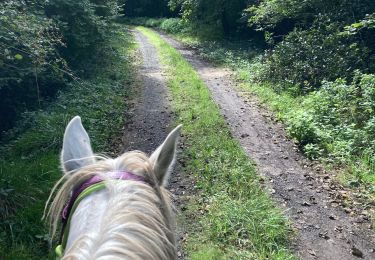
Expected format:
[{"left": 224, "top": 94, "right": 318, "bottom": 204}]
[
  {"left": 61, "top": 116, "right": 95, "bottom": 174},
  {"left": 150, "top": 125, "right": 182, "bottom": 186}
]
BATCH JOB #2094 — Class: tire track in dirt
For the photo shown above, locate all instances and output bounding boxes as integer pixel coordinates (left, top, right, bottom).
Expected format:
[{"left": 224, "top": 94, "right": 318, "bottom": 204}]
[
  {"left": 157, "top": 32, "right": 375, "bottom": 260},
  {"left": 122, "top": 30, "right": 187, "bottom": 259}
]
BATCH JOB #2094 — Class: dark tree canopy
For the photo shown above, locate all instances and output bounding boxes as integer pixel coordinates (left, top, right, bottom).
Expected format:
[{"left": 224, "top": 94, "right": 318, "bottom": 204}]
[{"left": 123, "top": 0, "right": 174, "bottom": 17}]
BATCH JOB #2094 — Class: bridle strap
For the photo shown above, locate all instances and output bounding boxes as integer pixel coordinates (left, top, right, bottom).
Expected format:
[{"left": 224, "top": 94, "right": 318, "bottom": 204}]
[
  {"left": 62, "top": 171, "right": 146, "bottom": 224},
  {"left": 58, "top": 182, "right": 107, "bottom": 257},
  {"left": 56, "top": 171, "right": 146, "bottom": 258}
]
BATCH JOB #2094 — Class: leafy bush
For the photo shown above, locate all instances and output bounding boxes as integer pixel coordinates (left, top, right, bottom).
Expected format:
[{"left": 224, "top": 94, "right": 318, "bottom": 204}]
[
  {"left": 260, "top": 23, "right": 369, "bottom": 93},
  {"left": 169, "top": 0, "right": 252, "bottom": 38},
  {"left": 0, "top": 0, "right": 67, "bottom": 134},
  {"left": 246, "top": 0, "right": 375, "bottom": 93},
  {"left": 0, "top": 0, "right": 122, "bottom": 136},
  {"left": 248, "top": 0, "right": 375, "bottom": 32},
  {"left": 160, "top": 18, "right": 189, "bottom": 34},
  {"left": 308, "top": 73, "right": 375, "bottom": 152},
  {"left": 286, "top": 111, "right": 320, "bottom": 146},
  {"left": 282, "top": 72, "right": 375, "bottom": 174},
  {"left": 46, "top": 0, "right": 121, "bottom": 70}
]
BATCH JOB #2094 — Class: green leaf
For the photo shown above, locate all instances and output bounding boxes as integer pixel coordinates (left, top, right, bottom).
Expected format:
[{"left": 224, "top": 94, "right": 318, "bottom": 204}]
[
  {"left": 351, "top": 23, "right": 363, "bottom": 28},
  {"left": 14, "top": 54, "right": 23, "bottom": 60}
]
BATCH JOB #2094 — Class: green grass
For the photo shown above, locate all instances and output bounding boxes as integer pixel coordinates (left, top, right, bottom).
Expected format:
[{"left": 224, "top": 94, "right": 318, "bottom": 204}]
[
  {"left": 137, "top": 26, "right": 294, "bottom": 259},
  {"left": 0, "top": 27, "right": 137, "bottom": 259},
  {"left": 151, "top": 23, "right": 375, "bottom": 201}
]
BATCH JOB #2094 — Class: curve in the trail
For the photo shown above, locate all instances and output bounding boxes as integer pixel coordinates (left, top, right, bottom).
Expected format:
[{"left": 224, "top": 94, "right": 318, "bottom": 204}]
[
  {"left": 156, "top": 32, "right": 375, "bottom": 260},
  {"left": 123, "top": 30, "right": 186, "bottom": 259}
]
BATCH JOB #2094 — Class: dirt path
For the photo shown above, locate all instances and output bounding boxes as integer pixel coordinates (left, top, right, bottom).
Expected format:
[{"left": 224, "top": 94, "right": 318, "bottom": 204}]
[
  {"left": 122, "top": 30, "right": 187, "bottom": 259},
  {"left": 122, "top": 31, "right": 172, "bottom": 154},
  {"left": 157, "top": 32, "right": 375, "bottom": 259}
]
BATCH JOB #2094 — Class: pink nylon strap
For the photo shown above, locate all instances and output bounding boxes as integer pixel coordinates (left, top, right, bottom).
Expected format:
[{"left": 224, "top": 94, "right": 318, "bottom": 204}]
[{"left": 62, "top": 171, "right": 146, "bottom": 223}]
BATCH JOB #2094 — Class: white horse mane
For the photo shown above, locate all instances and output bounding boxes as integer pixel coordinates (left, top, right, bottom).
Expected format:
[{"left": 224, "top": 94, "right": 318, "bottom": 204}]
[
  {"left": 44, "top": 151, "right": 176, "bottom": 259},
  {"left": 43, "top": 116, "right": 181, "bottom": 259}
]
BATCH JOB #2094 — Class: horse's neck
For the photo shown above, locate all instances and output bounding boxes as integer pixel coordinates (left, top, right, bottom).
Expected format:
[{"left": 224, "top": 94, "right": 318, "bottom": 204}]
[{"left": 66, "top": 189, "right": 109, "bottom": 250}]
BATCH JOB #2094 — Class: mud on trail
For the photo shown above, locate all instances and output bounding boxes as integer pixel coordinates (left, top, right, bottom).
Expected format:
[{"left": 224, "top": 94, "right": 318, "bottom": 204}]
[{"left": 155, "top": 32, "right": 375, "bottom": 259}]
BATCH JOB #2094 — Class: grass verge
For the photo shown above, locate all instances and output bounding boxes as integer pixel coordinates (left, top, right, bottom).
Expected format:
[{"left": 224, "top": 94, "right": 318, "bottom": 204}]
[
  {"left": 147, "top": 21, "right": 375, "bottom": 202},
  {"left": 137, "top": 26, "right": 294, "bottom": 259},
  {"left": 0, "top": 27, "right": 137, "bottom": 259}
]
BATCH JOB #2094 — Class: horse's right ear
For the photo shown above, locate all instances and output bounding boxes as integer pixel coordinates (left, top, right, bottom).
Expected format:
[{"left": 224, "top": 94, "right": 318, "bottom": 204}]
[
  {"left": 61, "top": 116, "right": 95, "bottom": 174},
  {"left": 150, "top": 125, "right": 182, "bottom": 186}
]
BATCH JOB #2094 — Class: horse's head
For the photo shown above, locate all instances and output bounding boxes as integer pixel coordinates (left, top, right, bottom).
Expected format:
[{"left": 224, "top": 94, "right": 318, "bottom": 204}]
[{"left": 45, "top": 116, "right": 181, "bottom": 259}]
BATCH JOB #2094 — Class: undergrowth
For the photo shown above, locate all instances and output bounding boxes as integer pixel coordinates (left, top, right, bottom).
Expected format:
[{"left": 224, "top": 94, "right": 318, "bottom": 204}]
[
  {"left": 0, "top": 27, "right": 136, "bottom": 259},
  {"left": 138, "top": 26, "right": 294, "bottom": 259}
]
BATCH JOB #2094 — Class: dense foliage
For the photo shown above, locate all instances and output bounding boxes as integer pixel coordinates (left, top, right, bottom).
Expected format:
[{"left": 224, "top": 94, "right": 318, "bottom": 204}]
[
  {"left": 289, "top": 73, "right": 375, "bottom": 165},
  {"left": 169, "top": 0, "right": 255, "bottom": 38},
  {"left": 0, "top": 1, "right": 65, "bottom": 133},
  {"left": 158, "top": 0, "right": 375, "bottom": 90},
  {"left": 0, "top": 0, "right": 121, "bottom": 135},
  {"left": 248, "top": 0, "right": 375, "bottom": 92},
  {"left": 123, "top": 0, "right": 174, "bottom": 17},
  {"left": 46, "top": 0, "right": 121, "bottom": 68}
]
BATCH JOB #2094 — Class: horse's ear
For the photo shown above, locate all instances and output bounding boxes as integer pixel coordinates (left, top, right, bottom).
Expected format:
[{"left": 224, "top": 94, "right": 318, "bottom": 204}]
[
  {"left": 150, "top": 125, "right": 182, "bottom": 186},
  {"left": 61, "top": 116, "right": 95, "bottom": 174}
]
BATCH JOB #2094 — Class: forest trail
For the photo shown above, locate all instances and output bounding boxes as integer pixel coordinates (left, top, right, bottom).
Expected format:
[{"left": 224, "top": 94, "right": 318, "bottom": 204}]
[
  {"left": 129, "top": 28, "right": 375, "bottom": 259},
  {"left": 123, "top": 30, "right": 187, "bottom": 259},
  {"left": 121, "top": 31, "right": 171, "bottom": 154},
  {"left": 146, "top": 31, "right": 375, "bottom": 259}
]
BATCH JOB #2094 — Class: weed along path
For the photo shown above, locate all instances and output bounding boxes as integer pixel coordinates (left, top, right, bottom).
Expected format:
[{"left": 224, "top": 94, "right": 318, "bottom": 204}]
[{"left": 137, "top": 30, "right": 375, "bottom": 259}]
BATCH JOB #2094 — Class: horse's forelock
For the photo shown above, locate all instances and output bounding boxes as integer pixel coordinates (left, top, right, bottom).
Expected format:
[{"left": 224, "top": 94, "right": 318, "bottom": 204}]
[{"left": 115, "top": 151, "right": 155, "bottom": 181}]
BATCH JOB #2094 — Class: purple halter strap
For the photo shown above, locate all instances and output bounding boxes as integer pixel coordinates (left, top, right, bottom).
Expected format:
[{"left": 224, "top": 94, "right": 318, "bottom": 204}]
[{"left": 62, "top": 171, "right": 146, "bottom": 224}]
